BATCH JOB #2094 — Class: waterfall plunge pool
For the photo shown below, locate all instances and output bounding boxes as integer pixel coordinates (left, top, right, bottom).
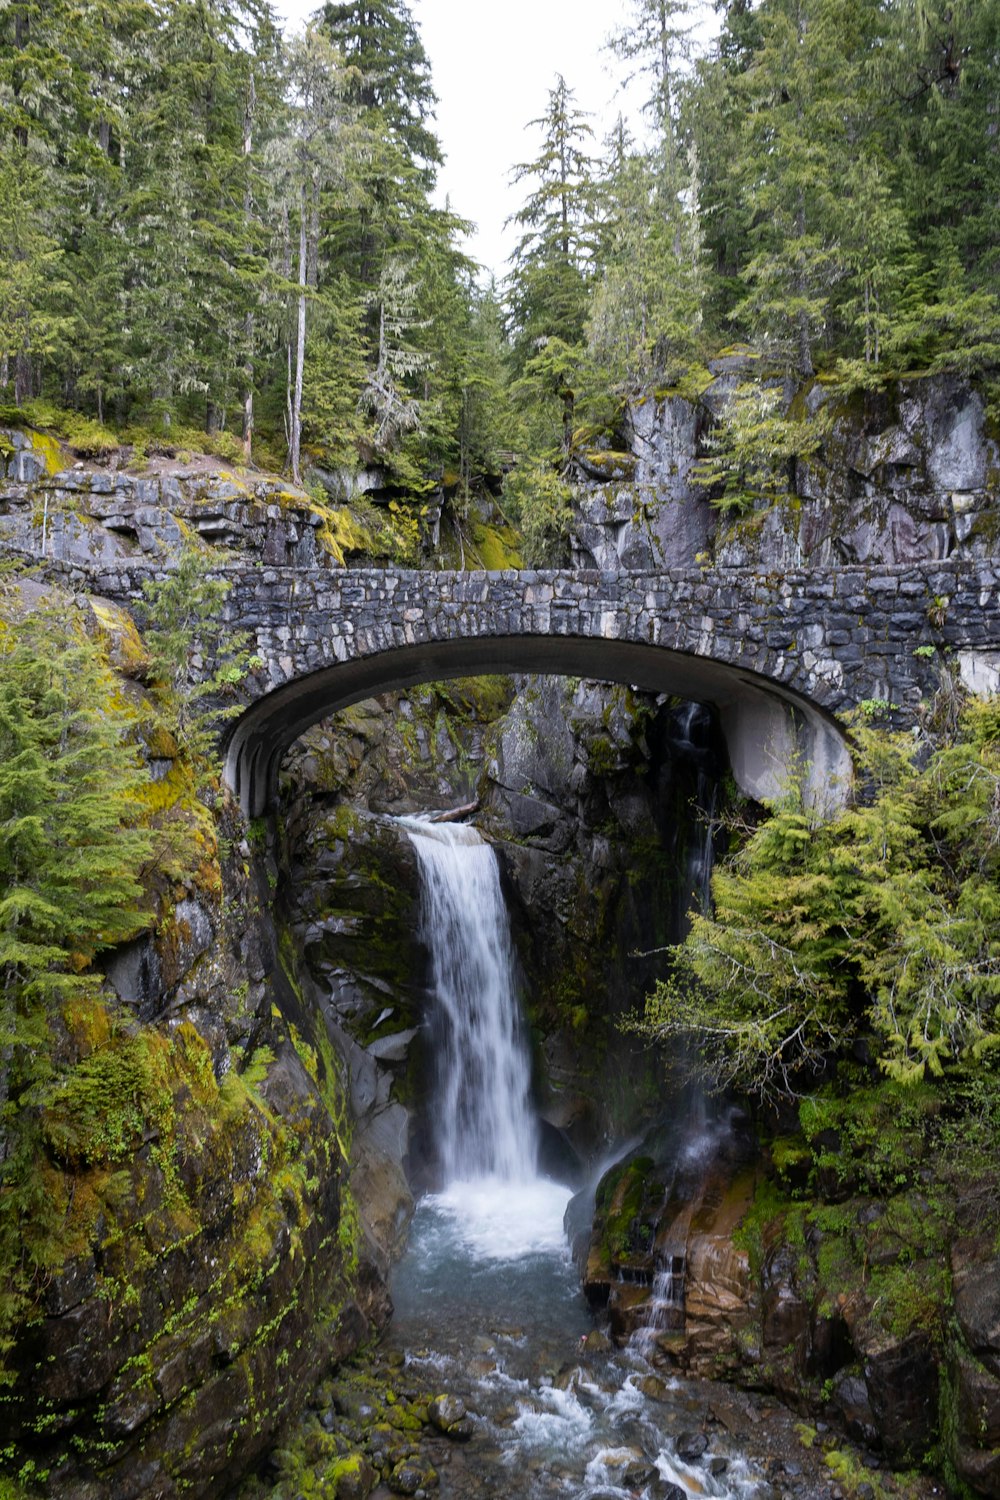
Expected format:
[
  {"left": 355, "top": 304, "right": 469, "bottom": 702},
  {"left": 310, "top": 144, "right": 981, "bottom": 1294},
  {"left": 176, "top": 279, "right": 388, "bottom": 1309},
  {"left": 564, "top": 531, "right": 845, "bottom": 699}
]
[{"left": 383, "top": 1179, "right": 768, "bottom": 1500}]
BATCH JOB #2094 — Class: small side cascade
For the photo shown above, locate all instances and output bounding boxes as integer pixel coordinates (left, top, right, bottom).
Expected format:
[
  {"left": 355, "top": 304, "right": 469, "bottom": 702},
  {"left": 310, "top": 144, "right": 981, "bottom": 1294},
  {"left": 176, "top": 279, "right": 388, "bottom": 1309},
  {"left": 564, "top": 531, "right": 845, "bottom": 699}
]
[
  {"left": 630, "top": 1253, "right": 686, "bottom": 1359},
  {"left": 673, "top": 701, "right": 718, "bottom": 915}
]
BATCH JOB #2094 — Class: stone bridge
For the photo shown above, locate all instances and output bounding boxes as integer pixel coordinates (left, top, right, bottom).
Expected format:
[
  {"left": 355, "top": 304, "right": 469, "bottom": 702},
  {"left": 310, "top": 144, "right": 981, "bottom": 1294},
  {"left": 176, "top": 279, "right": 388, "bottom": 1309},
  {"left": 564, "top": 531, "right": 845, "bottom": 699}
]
[
  {"left": 66, "top": 552, "right": 1000, "bottom": 810},
  {"left": 71, "top": 555, "right": 1000, "bottom": 817}
]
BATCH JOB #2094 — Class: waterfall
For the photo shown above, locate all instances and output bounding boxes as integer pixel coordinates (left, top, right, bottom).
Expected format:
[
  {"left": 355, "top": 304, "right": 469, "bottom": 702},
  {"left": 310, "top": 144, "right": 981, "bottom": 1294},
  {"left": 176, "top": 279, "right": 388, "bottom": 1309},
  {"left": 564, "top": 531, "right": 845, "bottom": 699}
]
[
  {"left": 402, "top": 819, "right": 538, "bottom": 1185},
  {"left": 673, "top": 701, "right": 717, "bottom": 914}
]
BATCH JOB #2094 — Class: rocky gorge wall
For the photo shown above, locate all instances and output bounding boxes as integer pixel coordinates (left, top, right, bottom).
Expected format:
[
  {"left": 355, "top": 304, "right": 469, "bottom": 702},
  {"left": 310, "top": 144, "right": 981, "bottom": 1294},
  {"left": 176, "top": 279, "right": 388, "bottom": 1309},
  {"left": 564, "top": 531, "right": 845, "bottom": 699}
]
[
  {"left": 4, "top": 367, "right": 1000, "bottom": 1499},
  {"left": 571, "top": 365, "right": 1000, "bottom": 575},
  {"left": 0, "top": 579, "right": 390, "bottom": 1500},
  {"left": 564, "top": 366, "right": 1000, "bottom": 1495}
]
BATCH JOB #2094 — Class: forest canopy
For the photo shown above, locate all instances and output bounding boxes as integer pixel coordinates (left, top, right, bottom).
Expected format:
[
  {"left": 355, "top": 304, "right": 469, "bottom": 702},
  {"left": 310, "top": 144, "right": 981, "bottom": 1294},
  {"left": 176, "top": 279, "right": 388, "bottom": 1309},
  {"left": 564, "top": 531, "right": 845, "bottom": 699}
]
[{"left": 0, "top": 0, "right": 998, "bottom": 531}]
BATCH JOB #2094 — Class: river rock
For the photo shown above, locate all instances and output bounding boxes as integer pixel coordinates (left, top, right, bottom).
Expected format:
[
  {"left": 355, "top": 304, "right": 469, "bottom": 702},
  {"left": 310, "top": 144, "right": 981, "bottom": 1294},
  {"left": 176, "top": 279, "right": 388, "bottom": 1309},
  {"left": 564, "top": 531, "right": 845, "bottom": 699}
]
[
  {"left": 427, "top": 1393, "right": 473, "bottom": 1439},
  {"left": 600, "top": 1447, "right": 656, "bottom": 1485},
  {"left": 330, "top": 1452, "right": 377, "bottom": 1498},
  {"left": 953, "top": 1239, "right": 1000, "bottom": 1375},
  {"left": 387, "top": 1456, "right": 438, "bottom": 1494},
  {"left": 582, "top": 1329, "right": 612, "bottom": 1354},
  {"left": 675, "top": 1430, "right": 709, "bottom": 1461},
  {"left": 650, "top": 1481, "right": 687, "bottom": 1500},
  {"left": 831, "top": 1373, "right": 879, "bottom": 1447}
]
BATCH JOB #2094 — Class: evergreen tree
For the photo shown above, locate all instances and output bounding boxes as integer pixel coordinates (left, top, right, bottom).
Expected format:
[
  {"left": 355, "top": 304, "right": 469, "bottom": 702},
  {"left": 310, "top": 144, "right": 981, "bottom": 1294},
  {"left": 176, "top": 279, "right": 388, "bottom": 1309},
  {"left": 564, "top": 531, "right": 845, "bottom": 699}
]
[
  {"left": 139, "top": 548, "right": 258, "bottom": 769},
  {"left": 451, "top": 281, "right": 516, "bottom": 497},
  {"left": 317, "top": 0, "right": 441, "bottom": 300},
  {"left": 274, "top": 23, "right": 359, "bottom": 481},
  {"left": 609, "top": 0, "right": 693, "bottom": 146},
  {"left": 0, "top": 607, "right": 154, "bottom": 1162},
  {"left": 124, "top": 0, "right": 283, "bottom": 429},
  {"left": 317, "top": 0, "right": 440, "bottom": 182},
  {"left": 644, "top": 704, "right": 1000, "bottom": 1101},
  {"left": 730, "top": 0, "right": 858, "bottom": 376},
  {"left": 587, "top": 123, "right": 704, "bottom": 390},
  {"left": 506, "top": 75, "right": 596, "bottom": 361}
]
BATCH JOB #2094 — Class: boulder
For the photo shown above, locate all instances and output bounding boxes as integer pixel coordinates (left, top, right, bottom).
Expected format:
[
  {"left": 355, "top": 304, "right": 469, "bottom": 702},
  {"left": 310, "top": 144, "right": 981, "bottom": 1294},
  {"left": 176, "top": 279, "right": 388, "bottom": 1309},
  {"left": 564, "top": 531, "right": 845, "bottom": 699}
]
[{"left": 953, "top": 1239, "right": 1000, "bottom": 1377}]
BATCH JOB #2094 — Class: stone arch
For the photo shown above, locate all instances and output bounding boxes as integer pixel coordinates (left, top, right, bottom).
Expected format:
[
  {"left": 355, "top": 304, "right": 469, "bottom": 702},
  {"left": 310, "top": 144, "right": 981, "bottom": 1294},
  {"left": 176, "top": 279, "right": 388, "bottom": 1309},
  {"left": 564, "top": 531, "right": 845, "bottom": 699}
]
[{"left": 223, "top": 632, "right": 853, "bottom": 817}]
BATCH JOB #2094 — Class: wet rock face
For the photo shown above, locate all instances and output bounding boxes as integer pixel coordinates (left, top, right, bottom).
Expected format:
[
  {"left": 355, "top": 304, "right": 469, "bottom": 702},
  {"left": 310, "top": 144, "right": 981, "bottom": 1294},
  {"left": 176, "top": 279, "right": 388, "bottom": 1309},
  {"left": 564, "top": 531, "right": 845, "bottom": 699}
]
[
  {"left": 276, "top": 680, "right": 512, "bottom": 1230},
  {"left": 570, "top": 371, "right": 1000, "bottom": 573},
  {"left": 571, "top": 396, "right": 712, "bottom": 570},
  {"left": 572, "top": 1119, "right": 1000, "bottom": 1483},
  {"left": 6, "top": 841, "right": 382, "bottom": 1500},
  {"left": 481, "top": 680, "right": 726, "bottom": 1157},
  {"left": 950, "top": 1239, "right": 1000, "bottom": 1493},
  {"left": 571, "top": 1114, "right": 756, "bottom": 1377}
]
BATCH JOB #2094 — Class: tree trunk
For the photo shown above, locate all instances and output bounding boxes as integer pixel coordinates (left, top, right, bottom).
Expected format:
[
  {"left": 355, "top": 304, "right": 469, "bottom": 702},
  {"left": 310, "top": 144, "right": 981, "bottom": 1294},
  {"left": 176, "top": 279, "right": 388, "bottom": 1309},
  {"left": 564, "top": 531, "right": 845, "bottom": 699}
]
[
  {"left": 15, "top": 347, "right": 32, "bottom": 405},
  {"left": 13, "top": 9, "right": 29, "bottom": 152},
  {"left": 290, "top": 186, "right": 308, "bottom": 484},
  {"left": 241, "top": 74, "right": 256, "bottom": 461},
  {"left": 562, "top": 387, "right": 574, "bottom": 459},
  {"left": 795, "top": 190, "right": 813, "bottom": 379}
]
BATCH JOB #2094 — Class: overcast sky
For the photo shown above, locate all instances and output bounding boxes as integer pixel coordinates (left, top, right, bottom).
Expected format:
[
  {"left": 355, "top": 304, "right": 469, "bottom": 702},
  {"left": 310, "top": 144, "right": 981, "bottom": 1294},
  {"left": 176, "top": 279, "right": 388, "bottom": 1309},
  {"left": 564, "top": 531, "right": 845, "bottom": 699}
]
[{"left": 271, "top": 0, "right": 707, "bottom": 279}]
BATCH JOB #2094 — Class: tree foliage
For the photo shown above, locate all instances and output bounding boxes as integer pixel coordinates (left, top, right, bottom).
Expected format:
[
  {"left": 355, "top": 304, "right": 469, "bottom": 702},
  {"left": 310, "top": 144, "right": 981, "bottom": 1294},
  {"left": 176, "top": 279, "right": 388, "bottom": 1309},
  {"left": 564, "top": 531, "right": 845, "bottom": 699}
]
[
  {"left": 139, "top": 548, "right": 259, "bottom": 771},
  {"left": 0, "top": 600, "right": 156, "bottom": 1365},
  {"left": 644, "top": 702, "right": 1000, "bottom": 1102},
  {"left": 1, "top": 0, "right": 998, "bottom": 511}
]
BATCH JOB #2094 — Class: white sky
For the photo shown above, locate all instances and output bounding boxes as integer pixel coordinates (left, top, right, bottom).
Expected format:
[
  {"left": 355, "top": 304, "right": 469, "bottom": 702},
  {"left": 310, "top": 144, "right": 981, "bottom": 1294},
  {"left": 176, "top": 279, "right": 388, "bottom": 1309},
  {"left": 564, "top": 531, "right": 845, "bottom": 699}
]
[{"left": 271, "top": 0, "right": 682, "bottom": 279}]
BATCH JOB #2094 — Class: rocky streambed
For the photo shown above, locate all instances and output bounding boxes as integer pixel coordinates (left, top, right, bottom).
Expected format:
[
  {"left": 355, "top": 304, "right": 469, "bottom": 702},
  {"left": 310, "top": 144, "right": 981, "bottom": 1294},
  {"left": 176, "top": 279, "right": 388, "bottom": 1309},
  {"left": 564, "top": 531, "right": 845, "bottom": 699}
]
[{"left": 235, "top": 1181, "right": 947, "bottom": 1500}]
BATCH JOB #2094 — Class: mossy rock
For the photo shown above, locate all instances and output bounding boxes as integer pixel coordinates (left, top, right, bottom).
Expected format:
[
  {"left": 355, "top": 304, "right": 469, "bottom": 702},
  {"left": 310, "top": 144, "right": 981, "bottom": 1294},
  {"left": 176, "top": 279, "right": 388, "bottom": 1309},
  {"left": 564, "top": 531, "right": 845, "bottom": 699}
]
[
  {"left": 328, "top": 1452, "right": 377, "bottom": 1498},
  {"left": 594, "top": 1155, "right": 664, "bottom": 1271}
]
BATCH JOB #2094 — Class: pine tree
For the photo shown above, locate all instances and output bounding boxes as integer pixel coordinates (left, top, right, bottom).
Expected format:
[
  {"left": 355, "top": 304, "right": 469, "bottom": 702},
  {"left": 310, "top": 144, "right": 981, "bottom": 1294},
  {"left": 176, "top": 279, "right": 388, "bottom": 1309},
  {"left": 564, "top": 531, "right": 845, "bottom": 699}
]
[
  {"left": 317, "top": 0, "right": 441, "bottom": 309},
  {"left": 608, "top": 0, "right": 693, "bottom": 144},
  {"left": 273, "top": 23, "right": 359, "bottom": 482},
  {"left": 124, "top": 0, "right": 283, "bottom": 430},
  {"left": 139, "top": 548, "right": 257, "bottom": 769},
  {"left": 317, "top": 0, "right": 440, "bottom": 182},
  {"left": 587, "top": 123, "right": 704, "bottom": 390},
  {"left": 730, "top": 0, "right": 857, "bottom": 377}
]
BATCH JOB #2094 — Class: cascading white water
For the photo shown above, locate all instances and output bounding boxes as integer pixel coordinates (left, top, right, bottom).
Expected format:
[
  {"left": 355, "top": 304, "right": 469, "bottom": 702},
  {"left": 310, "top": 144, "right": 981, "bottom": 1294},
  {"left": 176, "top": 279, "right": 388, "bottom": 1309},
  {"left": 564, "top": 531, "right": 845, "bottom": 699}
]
[{"left": 402, "top": 818, "right": 538, "bottom": 1185}]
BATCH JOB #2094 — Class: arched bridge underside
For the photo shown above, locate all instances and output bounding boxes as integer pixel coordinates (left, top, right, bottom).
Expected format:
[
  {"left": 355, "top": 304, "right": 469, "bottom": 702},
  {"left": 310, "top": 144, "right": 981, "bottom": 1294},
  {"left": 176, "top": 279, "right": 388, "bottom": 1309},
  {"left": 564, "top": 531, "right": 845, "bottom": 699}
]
[{"left": 207, "top": 559, "right": 1000, "bottom": 817}]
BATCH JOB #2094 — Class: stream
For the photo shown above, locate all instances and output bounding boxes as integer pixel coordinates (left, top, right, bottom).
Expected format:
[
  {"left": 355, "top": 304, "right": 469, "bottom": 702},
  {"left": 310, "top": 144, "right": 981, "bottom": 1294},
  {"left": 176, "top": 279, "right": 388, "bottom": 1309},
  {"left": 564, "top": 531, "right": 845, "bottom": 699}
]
[
  {"left": 386, "top": 821, "right": 766, "bottom": 1500},
  {"left": 383, "top": 1180, "right": 765, "bottom": 1500},
  {"left": 242, "top": 817, "right": 887, "bottom": 1500}
]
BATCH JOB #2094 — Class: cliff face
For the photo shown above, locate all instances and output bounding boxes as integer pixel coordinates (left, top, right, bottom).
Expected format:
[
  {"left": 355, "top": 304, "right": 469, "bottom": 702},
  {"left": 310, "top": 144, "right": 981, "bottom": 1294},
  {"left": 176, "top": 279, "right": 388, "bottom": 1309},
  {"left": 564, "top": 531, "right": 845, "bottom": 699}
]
[
  {"left": 572, "top": 368, "right": 1000, "bottom": 574},
  {"left": 0, "top": 571, "right": 387, "bottom": 1500}
]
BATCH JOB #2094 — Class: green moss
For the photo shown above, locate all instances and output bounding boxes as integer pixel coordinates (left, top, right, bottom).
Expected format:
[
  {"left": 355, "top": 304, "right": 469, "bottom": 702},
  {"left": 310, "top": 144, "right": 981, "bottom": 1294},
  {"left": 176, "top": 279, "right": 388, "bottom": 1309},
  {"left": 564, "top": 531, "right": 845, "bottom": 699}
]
[
  {"left": 584, "top": 733, "right": 619, "bottom": 778},
  {"left": 653, "top": 361, "right": 715, "bottom": 402},
  {"left": 732, "top": 1175, "right": 796, "bottom": 1279},
  {"left": 468, "top": 522, "right": 523, "bottom": 570},
  {"left": 596, "top": 1156, "right": 661, "bottom": 1262},
  {"left": 823, "top": 1447, "right": 890, "bottom": 1498},
  {"left": 6, "top": 402, "right": 118, "bottom": 461}
]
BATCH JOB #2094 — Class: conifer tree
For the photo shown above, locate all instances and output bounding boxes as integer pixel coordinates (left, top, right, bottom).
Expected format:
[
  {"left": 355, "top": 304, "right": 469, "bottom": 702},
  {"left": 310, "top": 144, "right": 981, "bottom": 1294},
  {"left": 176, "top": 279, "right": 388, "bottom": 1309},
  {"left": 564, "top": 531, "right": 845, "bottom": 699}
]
[
  {"left": 317, "top": 0, "right": 440, "bottom": 182},
  {"left": 730, "top": 0, "right": 854, "bottom": 377},
  {"left": 506, "top": 74, "right": 596, "bottom": 362},
  {"left": 609, "top": 0, "right": 693, "bottom": 145},
  {"left": 274, "top": 23, "right": 359, "bottom": 481},
  {"left": 0, "top": 607, "right": 154, "bottom": 1162}
]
